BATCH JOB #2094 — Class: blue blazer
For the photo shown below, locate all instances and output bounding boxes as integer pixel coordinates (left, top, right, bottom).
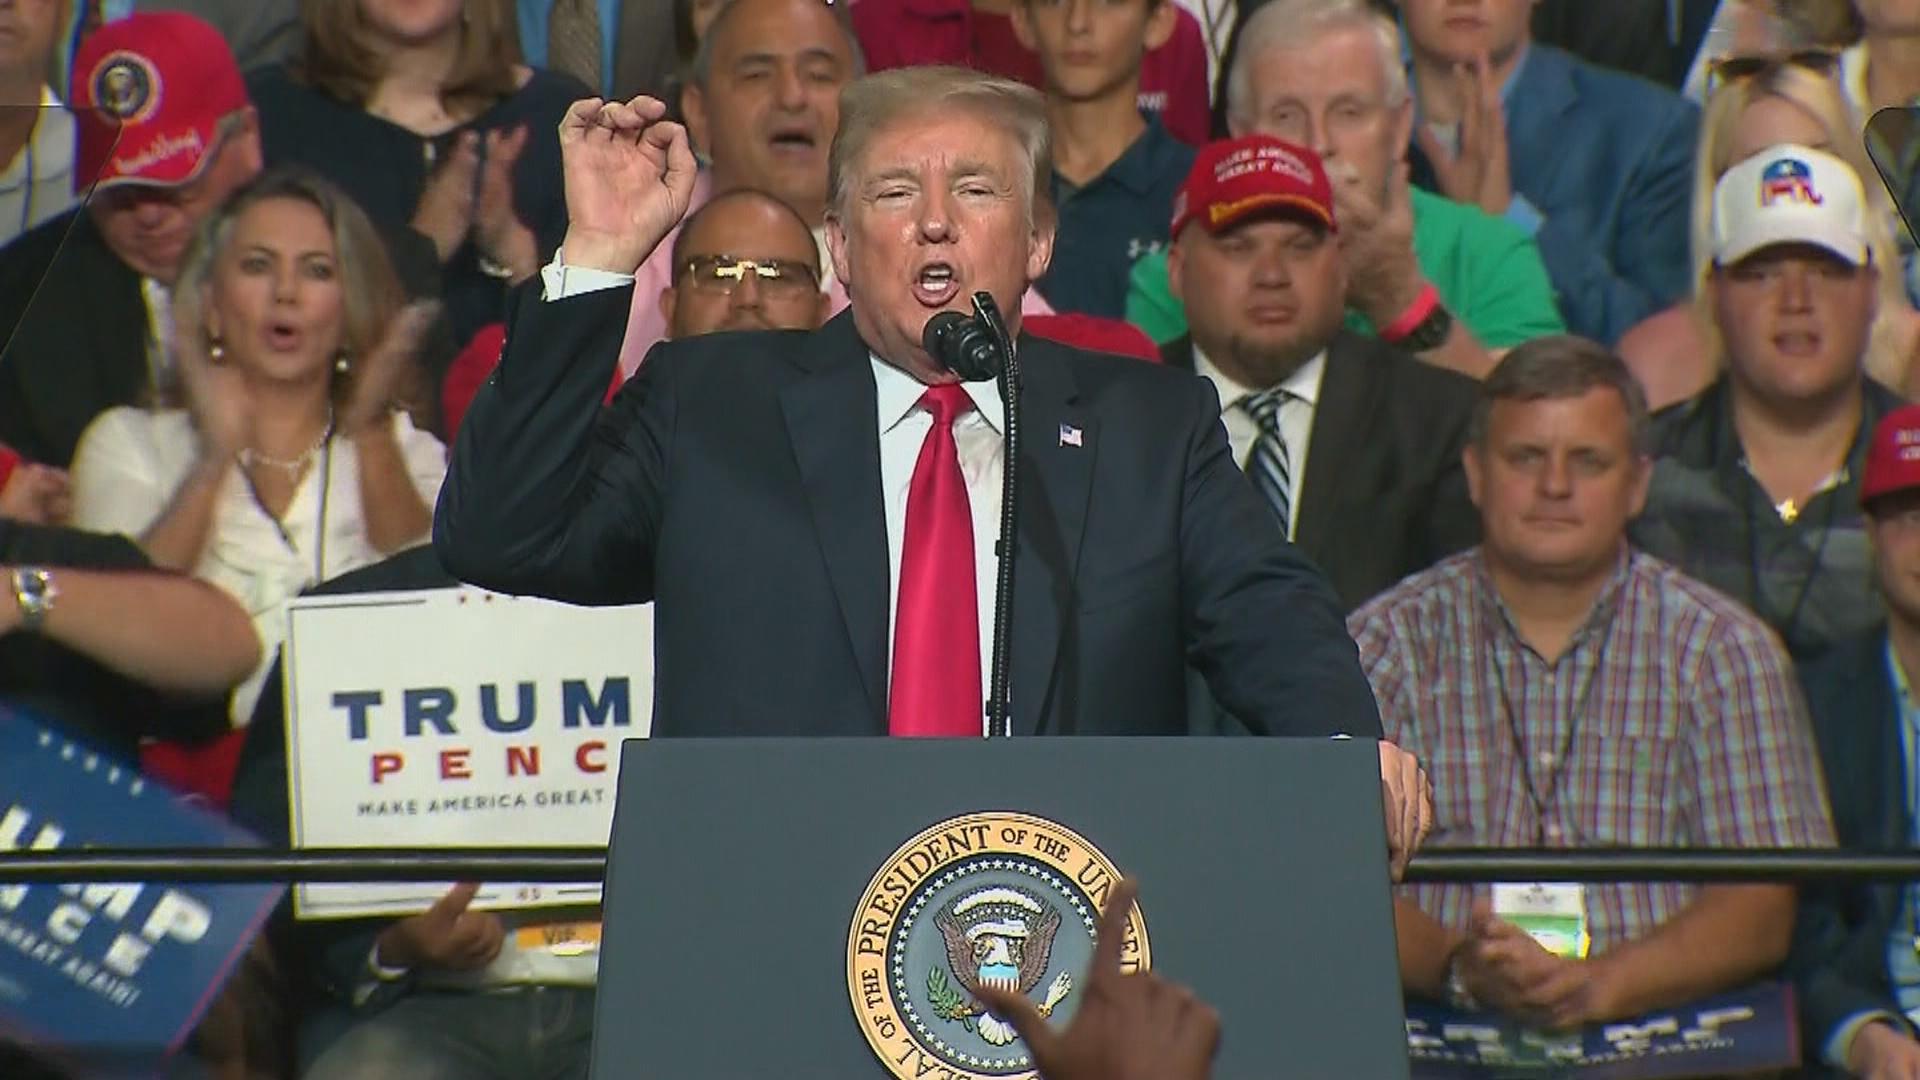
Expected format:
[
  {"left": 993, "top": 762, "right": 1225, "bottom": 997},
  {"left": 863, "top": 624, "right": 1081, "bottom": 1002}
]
[
  {"left": 1414, "top": 44, "right": 1699, "bottom": 346},
  {"left": 1790, "top": 627, "right": 1919, "bottom": 1067}
]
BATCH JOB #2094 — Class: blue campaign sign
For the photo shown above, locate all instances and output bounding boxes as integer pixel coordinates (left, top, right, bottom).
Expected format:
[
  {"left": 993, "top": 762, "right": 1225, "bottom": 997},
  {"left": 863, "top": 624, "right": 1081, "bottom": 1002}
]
[
  {"left": 1408, "top": 982, "right": 1800, "bottom": 1078},
  {"left": 0, "top": 706, "right": 283, "bottom": 1066}
]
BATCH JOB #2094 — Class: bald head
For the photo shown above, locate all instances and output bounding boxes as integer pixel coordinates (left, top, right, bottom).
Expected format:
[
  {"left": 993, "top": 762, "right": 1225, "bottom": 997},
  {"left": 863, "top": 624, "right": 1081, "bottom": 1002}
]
[{"left": 662, "top": 189, "right": 829, "bottom": 338}]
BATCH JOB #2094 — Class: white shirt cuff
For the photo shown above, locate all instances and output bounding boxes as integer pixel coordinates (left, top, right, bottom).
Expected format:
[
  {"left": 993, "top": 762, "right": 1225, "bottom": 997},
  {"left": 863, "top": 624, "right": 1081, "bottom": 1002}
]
[
  {"left": 540, "top": 258, "right": 636, "bottom": 301},
  {"left": 350, "top": 940, "right": 412, "bottom": 1006}
]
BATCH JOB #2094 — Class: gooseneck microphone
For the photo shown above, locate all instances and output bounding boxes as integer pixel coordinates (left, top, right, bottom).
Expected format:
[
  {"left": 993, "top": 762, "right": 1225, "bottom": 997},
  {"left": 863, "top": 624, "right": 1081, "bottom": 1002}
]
[
  {"left": 920, "top": 293, "right": 1021, "bottom": 739},
  {"left": 922, "top": 310, "right": 1003, "bottom": 382}
]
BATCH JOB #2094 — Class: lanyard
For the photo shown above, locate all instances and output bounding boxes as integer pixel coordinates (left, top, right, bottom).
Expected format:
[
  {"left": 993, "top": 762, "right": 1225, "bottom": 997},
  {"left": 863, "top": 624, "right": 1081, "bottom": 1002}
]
[{"left": 1485, "top": 560, "right": 1625, "bottom": 846}]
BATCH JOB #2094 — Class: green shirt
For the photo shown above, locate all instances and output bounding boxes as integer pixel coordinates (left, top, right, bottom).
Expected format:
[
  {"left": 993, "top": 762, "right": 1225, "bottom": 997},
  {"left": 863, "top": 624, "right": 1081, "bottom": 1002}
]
[{"left": 1124, "top": 185, "right": 1566, "bottom": 346}]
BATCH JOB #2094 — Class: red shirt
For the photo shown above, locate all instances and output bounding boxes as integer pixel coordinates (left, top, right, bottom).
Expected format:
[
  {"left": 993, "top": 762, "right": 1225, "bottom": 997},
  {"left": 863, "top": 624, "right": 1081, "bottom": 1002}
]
[{"left": 852, "top": 0, "right": 1212, "bottom": 147}]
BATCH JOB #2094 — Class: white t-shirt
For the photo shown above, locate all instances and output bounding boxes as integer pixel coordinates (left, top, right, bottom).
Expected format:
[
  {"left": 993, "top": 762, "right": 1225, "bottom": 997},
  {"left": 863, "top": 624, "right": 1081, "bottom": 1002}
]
[{"left": 69, "top": 407, "right": 449, "bottom": 725}]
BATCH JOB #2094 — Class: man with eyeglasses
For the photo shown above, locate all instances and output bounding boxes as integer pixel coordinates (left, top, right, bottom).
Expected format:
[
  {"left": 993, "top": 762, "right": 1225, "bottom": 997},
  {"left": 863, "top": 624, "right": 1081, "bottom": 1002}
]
[{"left": 661, "top": 188, "right": 830, "bottom": 338}]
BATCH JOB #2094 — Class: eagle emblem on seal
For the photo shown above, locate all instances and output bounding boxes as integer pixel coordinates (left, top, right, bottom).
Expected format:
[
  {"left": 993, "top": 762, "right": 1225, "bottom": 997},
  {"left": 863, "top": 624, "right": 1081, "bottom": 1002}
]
[{"left": 927, "top": 885, "right": 1075, "bottom": 1046}]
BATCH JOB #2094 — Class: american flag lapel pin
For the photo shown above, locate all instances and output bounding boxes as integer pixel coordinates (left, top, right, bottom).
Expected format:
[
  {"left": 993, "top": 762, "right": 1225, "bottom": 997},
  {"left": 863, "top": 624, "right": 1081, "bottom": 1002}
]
[{"left": 1058, "top": 423, "right": 1083, "bottom": 448}]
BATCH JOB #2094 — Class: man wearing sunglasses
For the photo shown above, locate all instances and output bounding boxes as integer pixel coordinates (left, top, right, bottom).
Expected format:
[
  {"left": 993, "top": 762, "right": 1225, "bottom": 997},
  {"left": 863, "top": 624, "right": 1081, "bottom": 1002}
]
[{"left": 660, "top": 188, "right": 831, "bottom": 338}]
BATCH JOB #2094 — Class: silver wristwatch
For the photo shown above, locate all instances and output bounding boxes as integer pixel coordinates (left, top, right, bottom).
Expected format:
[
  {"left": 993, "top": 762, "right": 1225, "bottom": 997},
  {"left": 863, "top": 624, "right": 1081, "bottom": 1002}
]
[{"left": 11, "top": 567, "right": 56, "bottom": 631}]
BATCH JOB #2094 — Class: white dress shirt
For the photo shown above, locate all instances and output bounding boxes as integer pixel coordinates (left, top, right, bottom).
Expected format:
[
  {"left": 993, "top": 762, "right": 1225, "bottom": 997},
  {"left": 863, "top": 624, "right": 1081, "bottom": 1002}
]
[
  {"left": 544, "top": 258, "right": 1007, "bottom": 733},
  {"left": 68, "top": 407, "right": 449, "bottom": 725},
  {"left": 1191, "top": 344, "right": 1326, "bottom": 541}
]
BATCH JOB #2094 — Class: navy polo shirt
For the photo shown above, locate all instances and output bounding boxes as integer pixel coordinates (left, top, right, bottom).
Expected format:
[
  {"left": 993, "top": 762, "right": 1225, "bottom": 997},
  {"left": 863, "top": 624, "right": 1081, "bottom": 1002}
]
[{"left": 1039, "top": 116, "right": 1195, "bottom": 319}]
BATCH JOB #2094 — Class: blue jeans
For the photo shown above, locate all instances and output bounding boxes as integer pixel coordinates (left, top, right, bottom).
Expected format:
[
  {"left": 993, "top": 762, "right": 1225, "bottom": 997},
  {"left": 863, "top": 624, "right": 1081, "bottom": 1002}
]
[{"left": 301, "top": 986, "right": 594, "bottom": 1080}]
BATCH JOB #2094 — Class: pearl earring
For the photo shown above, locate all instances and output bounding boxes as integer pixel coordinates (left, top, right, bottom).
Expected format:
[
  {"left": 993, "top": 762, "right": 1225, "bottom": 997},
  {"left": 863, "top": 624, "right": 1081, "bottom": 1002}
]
[
  {"left": 208, "top": 339, "right": 225, "bottom": 363},
  {"left": 335, "top": 353, "right": 351, "bottom": 374}
]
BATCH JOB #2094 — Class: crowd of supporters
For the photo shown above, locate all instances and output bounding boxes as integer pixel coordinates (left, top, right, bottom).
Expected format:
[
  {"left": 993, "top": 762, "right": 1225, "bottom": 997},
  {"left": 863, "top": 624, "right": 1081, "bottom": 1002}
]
[{"left": 9, "top": 0, "right": 1920, "bottom": 1076}]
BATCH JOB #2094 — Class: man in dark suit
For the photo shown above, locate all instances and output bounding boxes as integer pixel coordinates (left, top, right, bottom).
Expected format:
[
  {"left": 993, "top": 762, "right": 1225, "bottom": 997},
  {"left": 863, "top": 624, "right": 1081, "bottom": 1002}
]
[
  {"left": 1793, "top": 404, "right": 1920, "bottom": 1078},
  {"left": 434, "top": 69, "right": 1433, "bottom": 868},
  {"left": 1161, "top": 134, "right": 1479, "bottom": 614}
]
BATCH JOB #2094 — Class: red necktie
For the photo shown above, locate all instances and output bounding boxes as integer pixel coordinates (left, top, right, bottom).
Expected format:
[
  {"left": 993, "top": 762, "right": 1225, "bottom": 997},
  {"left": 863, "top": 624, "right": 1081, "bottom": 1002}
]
[{"left": 889, "top": 384, "right": 981, "bottom": 738}]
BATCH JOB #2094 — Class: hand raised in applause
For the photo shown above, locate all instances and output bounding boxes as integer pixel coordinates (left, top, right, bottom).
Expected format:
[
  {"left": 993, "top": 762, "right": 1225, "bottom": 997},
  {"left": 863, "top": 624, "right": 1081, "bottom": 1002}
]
[
  {"left": 412, "top": 131, "right": 482, "bottom": 263},
  {"left": 172, "top": 290, "right": 255, "bottom": 461},
  {"left": 474, "top": 125, "right": 539, "bottom": 283},
  {"left": 556, "top": 96, "right": 698, "bottom": 275},
  {"left": 1331, "top": 160, "right": 1427, "bottom": 331},
  {"left": 975, "top": 879, "right": 1218, "bottom": 1080},
  {"left": 337, "top": 301, "right": 442, "bottom": 439},
  {"left": 1413, "top": 53, "right": 1515, "bottom": 217}
]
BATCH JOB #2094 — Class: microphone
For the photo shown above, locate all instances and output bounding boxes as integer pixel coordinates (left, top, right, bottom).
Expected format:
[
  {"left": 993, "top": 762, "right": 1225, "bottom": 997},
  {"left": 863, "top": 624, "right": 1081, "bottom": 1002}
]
[{"left": 922, "top": 308, "right": 1004, "bottom": 382}]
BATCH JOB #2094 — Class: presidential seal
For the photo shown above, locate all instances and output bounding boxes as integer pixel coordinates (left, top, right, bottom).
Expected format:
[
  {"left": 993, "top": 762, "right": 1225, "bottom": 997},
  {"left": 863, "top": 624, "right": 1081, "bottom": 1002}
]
[
  {"left": 90, "top": 52, "right": 159, "bottom": 125},
  {"left": 848, "top": 812, "right": 1149, "bottom": 1080}
]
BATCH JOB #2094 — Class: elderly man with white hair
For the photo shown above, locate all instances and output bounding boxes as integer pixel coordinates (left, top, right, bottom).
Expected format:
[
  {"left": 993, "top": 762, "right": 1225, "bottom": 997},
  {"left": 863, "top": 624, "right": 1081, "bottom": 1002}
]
[{"left": 1125, "top": 0, "right": 1565, "bottom": 379}]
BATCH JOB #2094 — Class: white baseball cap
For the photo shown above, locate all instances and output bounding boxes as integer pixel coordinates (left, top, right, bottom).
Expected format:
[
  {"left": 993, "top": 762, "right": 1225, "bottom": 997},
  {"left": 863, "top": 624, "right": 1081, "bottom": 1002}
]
[{"left": 1711, "top": 143, "right": 1870, "bottom": 268}]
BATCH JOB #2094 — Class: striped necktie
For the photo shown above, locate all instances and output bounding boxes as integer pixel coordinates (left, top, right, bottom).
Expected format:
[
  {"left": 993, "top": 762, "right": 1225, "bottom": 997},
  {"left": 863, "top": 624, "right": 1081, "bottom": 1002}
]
[
  {"left": 1241, "top": 387, "right": 1293, "bottom": 538},
  {"left": 547, "top": 0, "right": 605, "bottom": 94}
]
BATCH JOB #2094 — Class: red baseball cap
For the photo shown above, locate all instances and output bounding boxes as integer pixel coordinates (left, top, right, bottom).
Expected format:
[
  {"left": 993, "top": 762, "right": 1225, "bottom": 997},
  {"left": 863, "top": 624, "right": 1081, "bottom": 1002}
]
[
  {"left": 70, "top": 12, "right": 249, "bottom": 193},
  {"left": 1862, "top": 404, "right": 1920, "bottom": 506},
  {"left": 1170, "top": 136, "right": 1337, "bottom": 239}
]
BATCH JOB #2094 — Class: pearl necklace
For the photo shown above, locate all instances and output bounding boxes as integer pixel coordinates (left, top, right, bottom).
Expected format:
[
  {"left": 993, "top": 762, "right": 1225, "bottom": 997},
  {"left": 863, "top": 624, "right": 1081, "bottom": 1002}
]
[{"left": 238, "top": 411, "right": 334, "bottom": 477}]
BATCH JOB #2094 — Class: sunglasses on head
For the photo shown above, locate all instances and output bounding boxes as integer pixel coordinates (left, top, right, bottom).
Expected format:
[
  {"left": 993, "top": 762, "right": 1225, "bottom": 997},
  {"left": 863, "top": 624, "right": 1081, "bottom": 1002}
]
[{"left": 1706, "top": 49, "right": 1842, "bottom": 95}]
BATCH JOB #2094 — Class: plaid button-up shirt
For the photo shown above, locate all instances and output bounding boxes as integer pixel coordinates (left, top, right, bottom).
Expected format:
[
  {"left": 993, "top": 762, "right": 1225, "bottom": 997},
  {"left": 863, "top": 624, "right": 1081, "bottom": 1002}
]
[{"left": 1349, "top": 547, "right": 1835, "bottom": 952}]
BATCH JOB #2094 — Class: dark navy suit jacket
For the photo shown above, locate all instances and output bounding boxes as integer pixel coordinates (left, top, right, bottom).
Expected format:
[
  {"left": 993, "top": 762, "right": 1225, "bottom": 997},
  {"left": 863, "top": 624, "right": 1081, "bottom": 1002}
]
[
  {"left": 434, "top": 285, "right": 1382, "bottom": 740},
  {"left": 1791, "top": 628, "right": 1920, "bottom": 1066}
]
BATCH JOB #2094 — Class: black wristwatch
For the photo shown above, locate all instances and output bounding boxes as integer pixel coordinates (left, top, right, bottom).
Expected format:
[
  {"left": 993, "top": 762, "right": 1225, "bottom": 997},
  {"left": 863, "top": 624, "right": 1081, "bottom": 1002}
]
[{"left": 1398, "top": 301, "right": 1456, "bottom": 353}]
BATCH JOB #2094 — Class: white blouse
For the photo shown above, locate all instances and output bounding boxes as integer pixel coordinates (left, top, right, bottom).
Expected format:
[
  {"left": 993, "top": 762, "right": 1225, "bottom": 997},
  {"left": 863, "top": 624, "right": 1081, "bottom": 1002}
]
[{"left": 70, "top": 407, "right": 449, "bottom": 726}]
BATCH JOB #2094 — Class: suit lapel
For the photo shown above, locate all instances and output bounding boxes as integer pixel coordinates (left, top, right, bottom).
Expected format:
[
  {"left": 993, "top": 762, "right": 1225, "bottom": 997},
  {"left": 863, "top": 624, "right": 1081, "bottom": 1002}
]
[
  {"left": 1293, "top": 335, "right": 1372, "bottom": 560},
  {"left": 779, "top": 314, "right": 890, "bottom": 726},
  {"left": 1506, "top": 46, "right": 1581, "bottom": 204},
  {"left": 1009, "top": 338, "right": 1093, "bottom": 736}
]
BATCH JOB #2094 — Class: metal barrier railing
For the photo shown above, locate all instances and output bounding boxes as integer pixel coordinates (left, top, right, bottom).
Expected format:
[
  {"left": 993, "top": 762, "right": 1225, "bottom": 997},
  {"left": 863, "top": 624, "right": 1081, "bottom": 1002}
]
[{"left": 1, "top": 848, "right": 1917, "bottom": 884}]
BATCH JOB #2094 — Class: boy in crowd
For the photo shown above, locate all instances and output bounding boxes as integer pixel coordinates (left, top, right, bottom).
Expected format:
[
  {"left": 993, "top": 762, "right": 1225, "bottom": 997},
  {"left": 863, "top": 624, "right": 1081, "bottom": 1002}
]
[{"left": 1013, "top": 0, "right": 1195, "bottom": 318}]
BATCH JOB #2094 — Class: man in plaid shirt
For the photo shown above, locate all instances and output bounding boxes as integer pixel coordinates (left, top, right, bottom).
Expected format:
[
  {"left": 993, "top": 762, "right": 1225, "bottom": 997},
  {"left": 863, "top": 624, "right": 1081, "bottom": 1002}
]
[{"left": 1351, "top": 336, "right": 1834, "bottom": 1029}]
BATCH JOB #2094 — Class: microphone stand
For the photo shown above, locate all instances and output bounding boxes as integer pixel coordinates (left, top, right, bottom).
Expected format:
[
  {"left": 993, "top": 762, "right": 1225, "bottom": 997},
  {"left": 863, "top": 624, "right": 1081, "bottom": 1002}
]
[{"left": 972, "top": 293, "right": 1020, "bottom": 739}]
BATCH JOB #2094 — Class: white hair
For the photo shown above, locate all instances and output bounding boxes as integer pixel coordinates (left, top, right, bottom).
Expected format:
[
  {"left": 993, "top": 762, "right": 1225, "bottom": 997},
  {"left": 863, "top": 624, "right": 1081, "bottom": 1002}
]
[{"left": 1225, "top": 0, "right": 1409, "bottom": 128}]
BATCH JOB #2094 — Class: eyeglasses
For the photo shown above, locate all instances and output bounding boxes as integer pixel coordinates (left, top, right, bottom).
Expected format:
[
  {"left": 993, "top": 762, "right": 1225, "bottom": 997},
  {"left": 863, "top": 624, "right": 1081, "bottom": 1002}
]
[
  {"left": 678, "top": 254, "right": 820, "bottom": 296},
  {"left": 1705, "top": 49, "right": 1841, "bottom": 95}
]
